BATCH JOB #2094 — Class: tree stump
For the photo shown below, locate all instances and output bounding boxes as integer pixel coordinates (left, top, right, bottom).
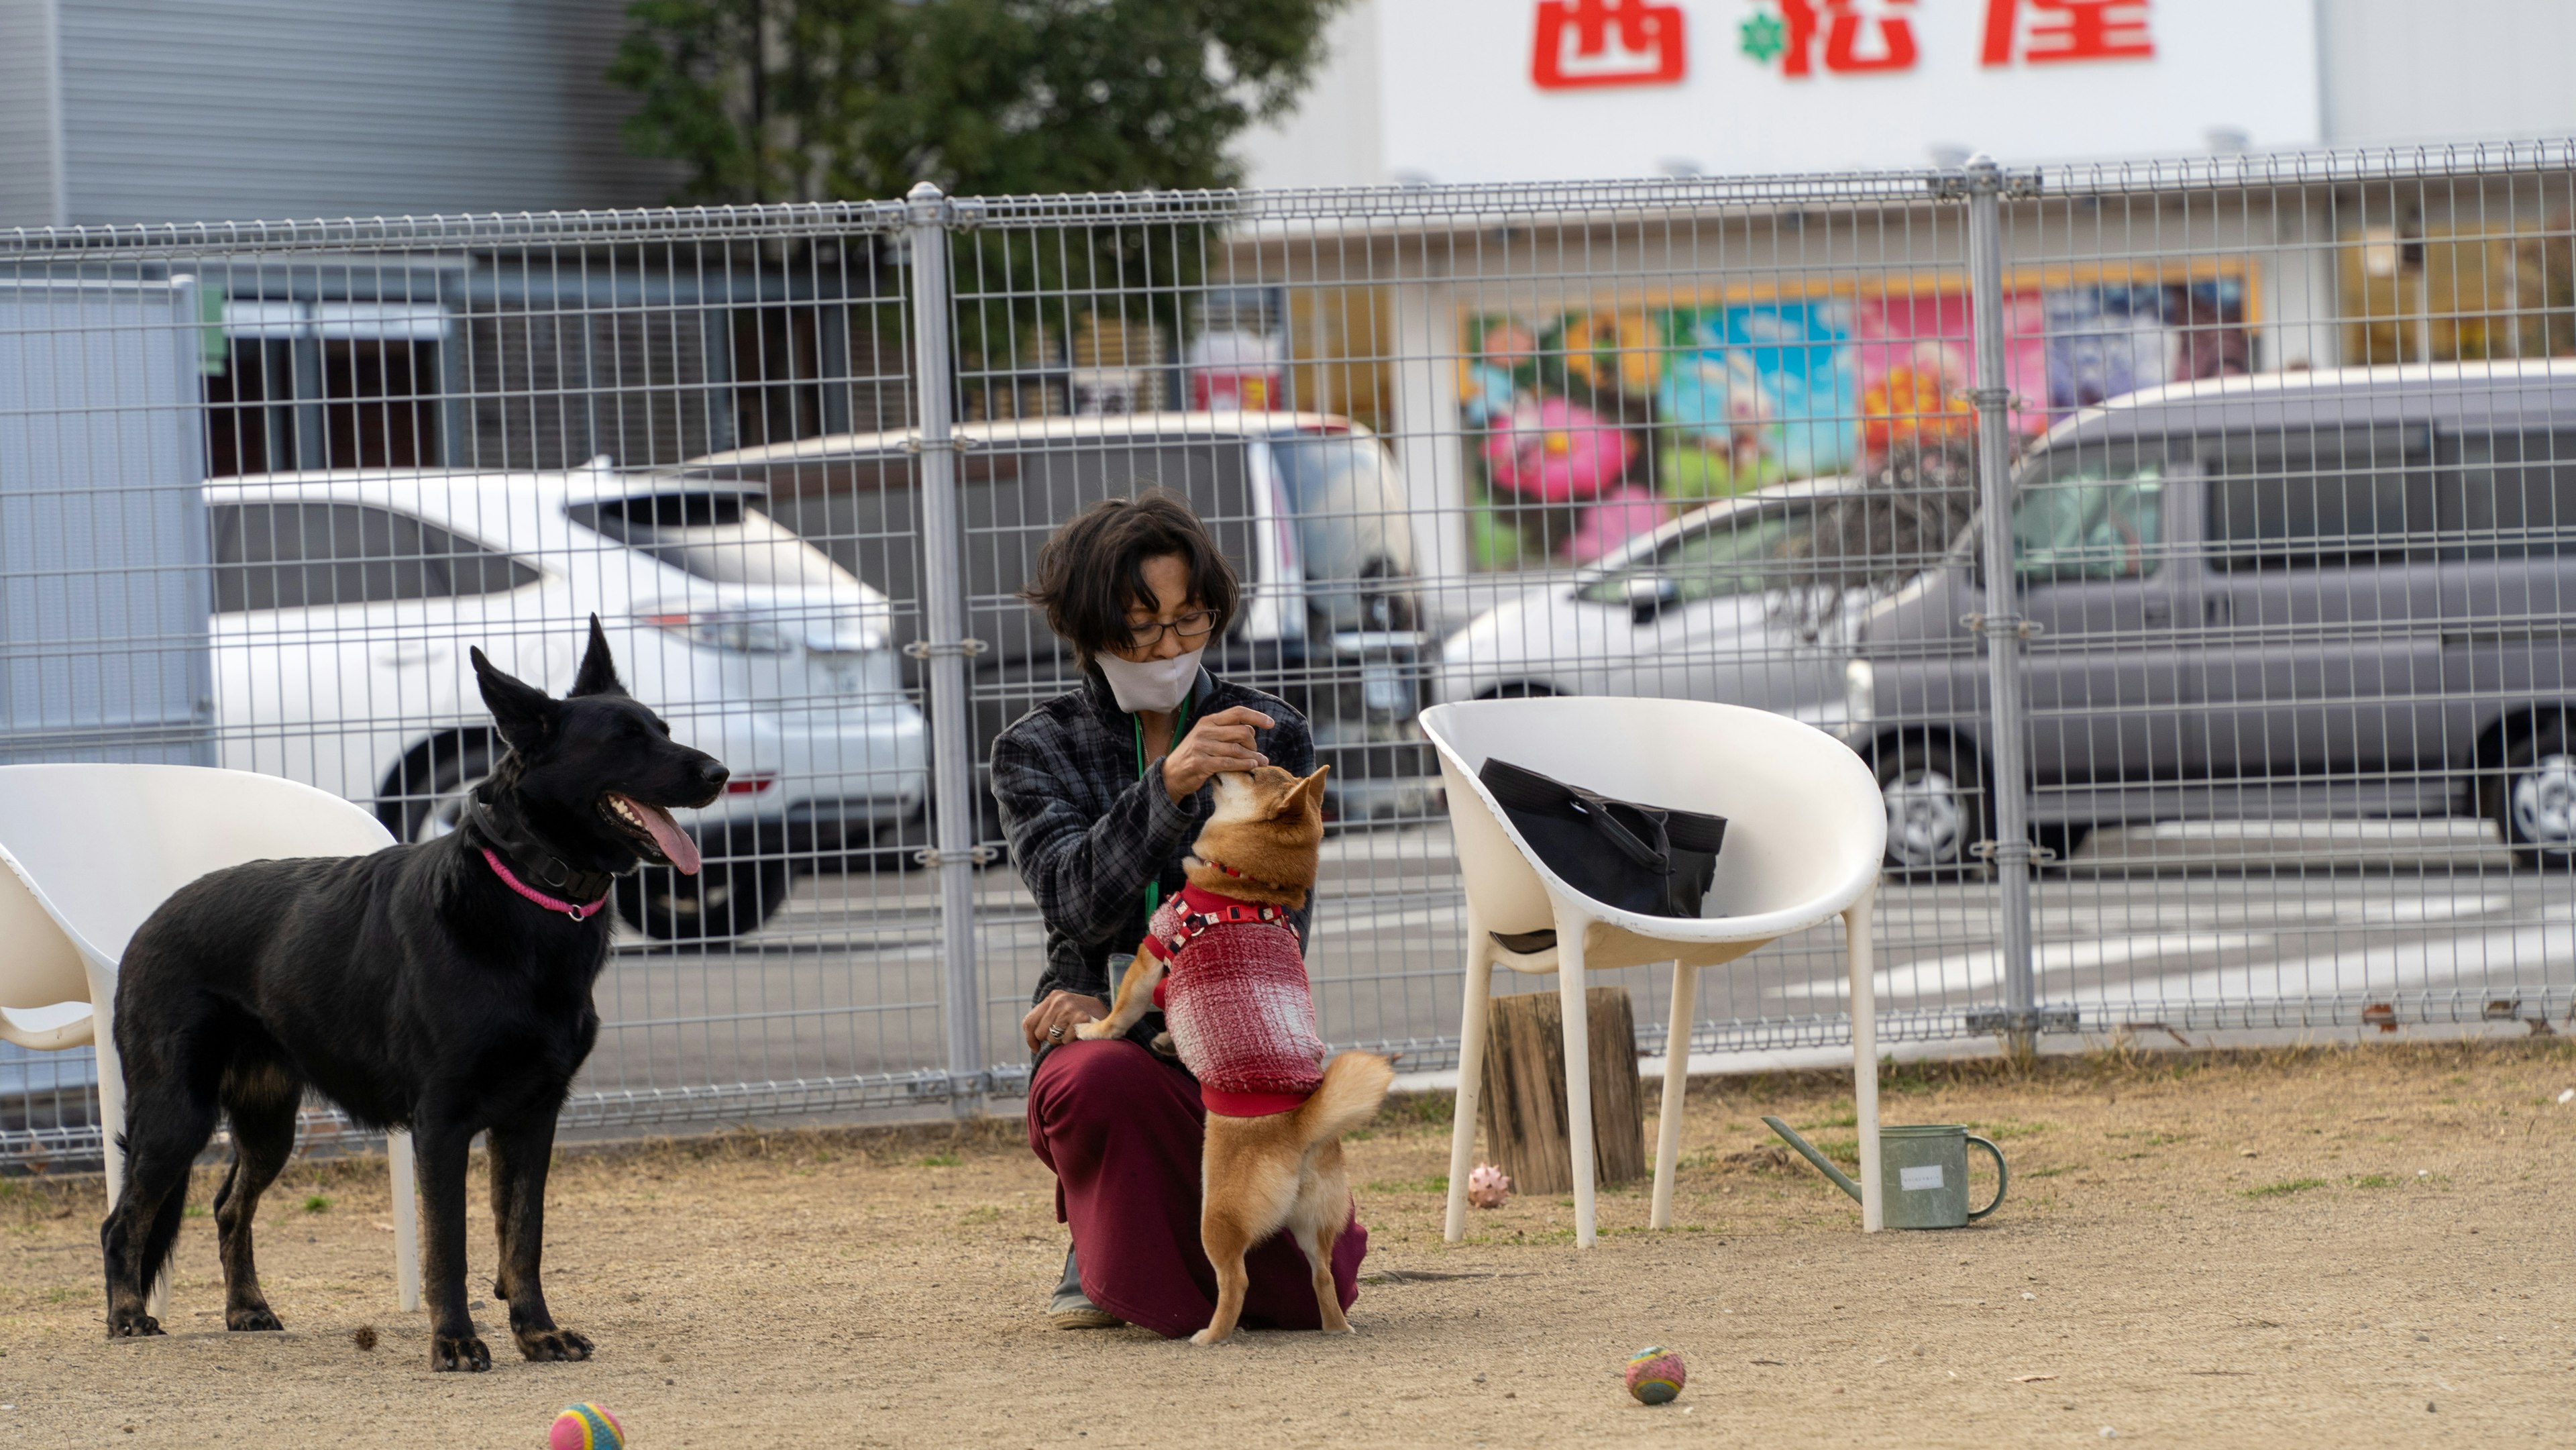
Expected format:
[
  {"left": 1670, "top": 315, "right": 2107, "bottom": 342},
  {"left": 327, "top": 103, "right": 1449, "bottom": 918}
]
[{"left": 1477, "top": 986, "right": 1646, "bottom": 1194}]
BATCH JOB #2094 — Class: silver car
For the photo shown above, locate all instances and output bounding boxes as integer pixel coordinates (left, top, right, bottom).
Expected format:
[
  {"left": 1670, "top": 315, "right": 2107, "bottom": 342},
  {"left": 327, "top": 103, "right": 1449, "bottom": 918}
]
[{"left": 1432, "top": 480, "right": 1870, "bottom": 725}]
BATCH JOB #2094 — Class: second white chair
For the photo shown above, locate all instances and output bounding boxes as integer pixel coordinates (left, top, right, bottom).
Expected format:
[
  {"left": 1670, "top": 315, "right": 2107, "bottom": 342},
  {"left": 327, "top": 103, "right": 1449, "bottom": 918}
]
[
  {"left": 0, "top": 764, "right": 421, "bottom": 1311},
  {"left": 1423, "top": 697, "right": 1888, "bottom": 1246}
]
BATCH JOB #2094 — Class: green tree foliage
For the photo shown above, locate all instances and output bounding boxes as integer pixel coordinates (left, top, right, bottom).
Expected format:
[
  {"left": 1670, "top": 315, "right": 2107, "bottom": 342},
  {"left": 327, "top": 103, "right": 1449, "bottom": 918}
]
[
  {"left": 612, "top": 1, "right": 1346, "bottom": 417},
  {"left": 609, "top": 0, "right": 1350, "bottom": 205}
]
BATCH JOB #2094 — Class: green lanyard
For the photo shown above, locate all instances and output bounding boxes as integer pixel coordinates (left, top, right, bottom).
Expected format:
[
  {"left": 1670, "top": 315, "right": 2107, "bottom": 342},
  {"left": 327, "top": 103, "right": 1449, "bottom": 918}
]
[{"left": 1133, "top": 693, "right": 1194, "bottom": 917}]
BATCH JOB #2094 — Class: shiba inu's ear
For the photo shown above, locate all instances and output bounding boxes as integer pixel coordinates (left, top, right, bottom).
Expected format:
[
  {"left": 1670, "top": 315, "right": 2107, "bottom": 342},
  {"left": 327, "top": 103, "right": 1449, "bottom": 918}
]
[
  {"left": 569, "top": 614, "right": 627, "bottom": 698},
  {"left": 1289, "top": 764, "right": 1331, "bottom": 813},
  {"left": 472, "top": 646, "right": 558, "bottom": 756}
]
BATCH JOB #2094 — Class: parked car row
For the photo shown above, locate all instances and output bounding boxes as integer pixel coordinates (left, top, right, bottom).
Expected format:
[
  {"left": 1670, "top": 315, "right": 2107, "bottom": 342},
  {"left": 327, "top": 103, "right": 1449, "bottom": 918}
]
[
  {"left": 203, "top": 413, "right": 1438, "bottom": 941},
  {"left": 1432, "top": 362, "right": 2576, "bottom": 875},
  {"left": 168, "top": 363, "right": 2576, "bottom": 960}
]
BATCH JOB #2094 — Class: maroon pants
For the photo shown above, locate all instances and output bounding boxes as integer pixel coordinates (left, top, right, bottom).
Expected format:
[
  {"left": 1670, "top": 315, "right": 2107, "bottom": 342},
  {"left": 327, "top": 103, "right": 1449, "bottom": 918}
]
[{"left": 1026, "top": 1037, "right": 1366, "bottom": 1339}]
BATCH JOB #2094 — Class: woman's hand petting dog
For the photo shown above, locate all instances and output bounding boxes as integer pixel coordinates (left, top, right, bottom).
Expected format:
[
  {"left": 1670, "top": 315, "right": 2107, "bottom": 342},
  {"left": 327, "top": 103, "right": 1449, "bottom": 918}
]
[
  {"left": 1023, "top": 990, "right": 1110, "bottom": 1052},
  {"left": 1161, "top": 707, "right": 1273, "bottom": 801}
]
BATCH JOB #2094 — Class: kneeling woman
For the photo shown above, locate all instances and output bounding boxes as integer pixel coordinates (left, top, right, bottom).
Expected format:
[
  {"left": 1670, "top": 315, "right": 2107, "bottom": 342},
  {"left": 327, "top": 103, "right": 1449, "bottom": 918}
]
[{"left": 994, "top": 490, "right": 1366, "bottom": 1335}]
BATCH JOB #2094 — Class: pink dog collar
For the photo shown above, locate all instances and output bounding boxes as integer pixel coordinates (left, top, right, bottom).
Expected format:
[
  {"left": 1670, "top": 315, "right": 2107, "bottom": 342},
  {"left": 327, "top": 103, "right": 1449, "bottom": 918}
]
[{"left": 482, "top": 847, "right": 608, "bottom": 921}]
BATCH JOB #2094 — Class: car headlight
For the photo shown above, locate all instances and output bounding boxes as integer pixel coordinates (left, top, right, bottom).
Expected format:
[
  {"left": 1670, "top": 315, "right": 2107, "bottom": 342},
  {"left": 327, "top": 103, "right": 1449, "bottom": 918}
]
[
  {"left": 1844, "top": 658, "right": 1875, "bottom": 725},
  {"left": 638, "top": 610, "right": 797, "bottom": 656}
]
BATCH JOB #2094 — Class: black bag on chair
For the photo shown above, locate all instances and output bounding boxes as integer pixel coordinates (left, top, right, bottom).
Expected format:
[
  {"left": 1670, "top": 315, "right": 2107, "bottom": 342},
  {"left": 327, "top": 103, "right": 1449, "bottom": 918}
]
[{"left": 1476, "top": 758, "right": 1727, "bottom": 953}]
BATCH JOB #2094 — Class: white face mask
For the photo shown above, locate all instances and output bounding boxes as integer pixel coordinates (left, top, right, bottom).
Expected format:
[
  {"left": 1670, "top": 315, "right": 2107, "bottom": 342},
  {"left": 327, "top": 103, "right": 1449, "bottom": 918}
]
[{"left": 1095, "top": 647, "right": 1204, "bottom": 714}]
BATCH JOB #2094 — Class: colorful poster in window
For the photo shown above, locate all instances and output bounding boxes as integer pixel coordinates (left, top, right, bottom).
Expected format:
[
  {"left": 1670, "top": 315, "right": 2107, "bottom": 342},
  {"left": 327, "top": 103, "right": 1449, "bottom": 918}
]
[{"left": 1460, "top": 272, "right": 2250, "bottom": 569}]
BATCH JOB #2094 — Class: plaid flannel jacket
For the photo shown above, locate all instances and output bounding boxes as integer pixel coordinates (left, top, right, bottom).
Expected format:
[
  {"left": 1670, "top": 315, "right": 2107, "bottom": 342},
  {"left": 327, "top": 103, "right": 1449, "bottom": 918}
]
[{"left": 990, "top": 668, "right": 1313, "bottom": 1017}]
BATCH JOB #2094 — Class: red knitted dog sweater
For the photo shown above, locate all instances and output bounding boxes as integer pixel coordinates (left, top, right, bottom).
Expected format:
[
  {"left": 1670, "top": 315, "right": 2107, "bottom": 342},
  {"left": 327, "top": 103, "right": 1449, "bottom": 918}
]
[{"left": 1147, "top": 882, "right": 1325, "bottom": 1117}]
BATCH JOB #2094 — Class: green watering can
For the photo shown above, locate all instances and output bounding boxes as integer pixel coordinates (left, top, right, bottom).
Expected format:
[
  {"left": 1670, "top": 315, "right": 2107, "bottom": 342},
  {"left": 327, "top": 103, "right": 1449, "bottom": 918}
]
[{"left": 1763, "top": 1117, "right": 2006, "bottom": 1229}]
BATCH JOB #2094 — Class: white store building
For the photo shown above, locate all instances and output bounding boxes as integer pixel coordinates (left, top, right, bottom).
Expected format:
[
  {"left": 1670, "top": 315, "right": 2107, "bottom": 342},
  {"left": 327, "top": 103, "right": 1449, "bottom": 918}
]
[
  {"left": 1200, "top": 1, "right": 2576, "bottom": 588},
  {"left": 1236, "top": 0, "right": 2576, "bottom": 189}
]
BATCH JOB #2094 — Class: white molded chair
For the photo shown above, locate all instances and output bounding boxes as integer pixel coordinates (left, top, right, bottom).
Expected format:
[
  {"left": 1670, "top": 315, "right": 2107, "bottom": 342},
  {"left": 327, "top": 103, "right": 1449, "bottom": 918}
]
[
  {"left": 1423, "top": 698, "right": 1888, "bottom": 1247},
  {"left": 0, "top": 764, "right": 420, "bottom": 1312}
]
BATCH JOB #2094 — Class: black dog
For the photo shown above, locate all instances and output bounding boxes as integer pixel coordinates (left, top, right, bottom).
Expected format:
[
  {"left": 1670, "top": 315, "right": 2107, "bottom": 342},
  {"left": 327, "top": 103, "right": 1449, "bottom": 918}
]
[{"left": 99, "top": 618, "right": 727, "bottom": 1371}]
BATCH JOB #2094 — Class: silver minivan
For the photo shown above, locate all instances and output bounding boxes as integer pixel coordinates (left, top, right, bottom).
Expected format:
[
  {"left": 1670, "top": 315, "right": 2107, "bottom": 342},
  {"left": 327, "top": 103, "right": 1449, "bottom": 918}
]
[{"left": 1847, "top": 362, "right": 2576, "bottom": 872}]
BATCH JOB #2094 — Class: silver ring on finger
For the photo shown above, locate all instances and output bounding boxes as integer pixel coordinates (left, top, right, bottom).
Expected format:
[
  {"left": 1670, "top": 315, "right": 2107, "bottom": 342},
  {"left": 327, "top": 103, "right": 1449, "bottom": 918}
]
[{"left": 1048, "top": 1024, "right": 1065, "bottom": 1041}]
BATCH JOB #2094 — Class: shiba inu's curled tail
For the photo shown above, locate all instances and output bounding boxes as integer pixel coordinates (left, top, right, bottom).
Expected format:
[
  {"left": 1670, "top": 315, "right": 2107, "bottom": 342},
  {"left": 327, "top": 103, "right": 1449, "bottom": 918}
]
[{"left": 1293, "top": 1051, "right": 1394, "bottom": 1145}]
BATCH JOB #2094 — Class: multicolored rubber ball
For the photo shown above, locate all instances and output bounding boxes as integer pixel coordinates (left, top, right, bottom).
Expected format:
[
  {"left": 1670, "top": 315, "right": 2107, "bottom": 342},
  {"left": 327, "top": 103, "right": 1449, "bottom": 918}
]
[
  {"left": 549, "top": 1402, "right": 625, "bottom": 1450},
  {"left": 1624, "top": 1345, "right": 1686, "bottom": 1404}
]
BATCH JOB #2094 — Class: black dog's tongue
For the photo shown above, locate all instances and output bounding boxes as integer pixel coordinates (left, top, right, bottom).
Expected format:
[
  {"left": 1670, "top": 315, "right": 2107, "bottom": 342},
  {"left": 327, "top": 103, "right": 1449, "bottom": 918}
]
[{"left": 613, "top": 793, "right": 702, "bottom": 875}]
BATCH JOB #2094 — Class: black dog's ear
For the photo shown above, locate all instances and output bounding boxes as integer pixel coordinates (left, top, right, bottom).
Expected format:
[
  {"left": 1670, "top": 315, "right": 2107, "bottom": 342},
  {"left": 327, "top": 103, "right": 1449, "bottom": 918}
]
[
  {"left": 472, "top": 646, "right": 558, "bottom": 756},
  {"left": 568, "top": 614, "right": 625, "bottom": 698}
]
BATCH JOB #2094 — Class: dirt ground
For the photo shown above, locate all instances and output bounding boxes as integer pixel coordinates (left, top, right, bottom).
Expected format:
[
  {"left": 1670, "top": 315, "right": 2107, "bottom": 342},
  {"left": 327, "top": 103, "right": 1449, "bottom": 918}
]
[{"left": 3, "top": 1038, "right": 2572, "bottom": 1448}]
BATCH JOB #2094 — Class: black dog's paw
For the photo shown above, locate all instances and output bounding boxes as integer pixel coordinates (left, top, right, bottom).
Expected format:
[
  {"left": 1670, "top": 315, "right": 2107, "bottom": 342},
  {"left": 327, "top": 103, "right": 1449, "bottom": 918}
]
[
  {"left": 430, "top": 1332, "right": 492, "bottom": 1372},
  {"left": 225, "top": 1305, "right": 284, "bottom": 1332},
  {"left": 107, "top": 1310, "right": 164, "bottom": 1339},
  {"left": 515, "top": 1327, "right": 594, "bottom": 1363}
]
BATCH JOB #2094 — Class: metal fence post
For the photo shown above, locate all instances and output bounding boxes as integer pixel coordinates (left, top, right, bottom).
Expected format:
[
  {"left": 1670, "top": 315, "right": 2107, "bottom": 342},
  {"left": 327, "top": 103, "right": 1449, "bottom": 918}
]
[
  {"left": 1961, "top": 154, "right": 2041, "bottom": 1060},
  {"left": 904, "top": 180, "right": 988, "bottom": 1115}
]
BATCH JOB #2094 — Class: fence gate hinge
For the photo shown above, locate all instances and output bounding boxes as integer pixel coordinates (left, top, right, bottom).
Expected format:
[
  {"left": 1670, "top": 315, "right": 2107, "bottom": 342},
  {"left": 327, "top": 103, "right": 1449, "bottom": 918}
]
[
  {"left": 908, "top": 1068, "right": 998, "bottom": 1100},
  {"left": 1969, "top": 839, "right": 2057, "bottom": 865},
  {"left": 1929, "top": 170, "right": 2045, "bottom": 201},
  {"left": 1961, "top": 613, "right": 2044, "bottom": 640},
  {"left": 1965, "top": 1007, "right": 2082, "bottom": 1035},
  {"left": 904, "top": 637, "right": 988, "bottom": 660},
  {"left": 915, "top": 845, "right": 999, "bottom": 869}
]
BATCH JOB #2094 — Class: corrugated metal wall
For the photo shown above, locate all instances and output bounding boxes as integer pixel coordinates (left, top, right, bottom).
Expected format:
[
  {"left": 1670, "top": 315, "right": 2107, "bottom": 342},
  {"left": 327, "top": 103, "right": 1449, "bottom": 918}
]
[
  {"left": 0, "top": 0, "right": 65, "bottom": 227},
  {"left": 0, "top": 278, "right": 214, "bottom": 766},
  {"left": 43, "top": 0, "right": 680, "bottom": 226}
]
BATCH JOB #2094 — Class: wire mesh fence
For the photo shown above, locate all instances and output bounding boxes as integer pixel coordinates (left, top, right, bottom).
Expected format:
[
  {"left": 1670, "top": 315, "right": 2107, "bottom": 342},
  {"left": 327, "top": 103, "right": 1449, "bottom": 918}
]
[{"left": 5, "top": 142, "right": 2573, "bottom": 1170}]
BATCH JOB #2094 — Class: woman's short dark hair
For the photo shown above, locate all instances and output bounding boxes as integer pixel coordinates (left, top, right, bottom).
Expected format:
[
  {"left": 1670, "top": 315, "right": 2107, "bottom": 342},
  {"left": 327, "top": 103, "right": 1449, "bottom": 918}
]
[{"left": 1022, "top": 489, "right": 1239, "bottom": 666}]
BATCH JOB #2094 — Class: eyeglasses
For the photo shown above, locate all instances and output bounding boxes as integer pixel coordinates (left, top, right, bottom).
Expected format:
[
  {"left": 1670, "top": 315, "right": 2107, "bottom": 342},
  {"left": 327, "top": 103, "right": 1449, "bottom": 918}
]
[{"left": 1124, "top": 611, "right": 1218, "bottom": 648}]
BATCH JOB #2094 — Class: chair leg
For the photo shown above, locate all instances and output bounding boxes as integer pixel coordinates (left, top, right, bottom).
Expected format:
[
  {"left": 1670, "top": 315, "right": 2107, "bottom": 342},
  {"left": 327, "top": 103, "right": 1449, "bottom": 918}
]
[
  {"left": 1649, "top": 962, "right": 1699, "bottom": 1231},
  {"left": 91, "top": 988, "right": 127, "bottom": 1208},
  {"left": 388, "top": 1129, "right": 421, "bottom": 1312},
  {"left": 1443, "top": 912, "right": 1495, "bottom": 1244},
  {"left": 1556, "top": 921, "right": 1597, "bottom": 1249},
  {"left": 1847, "top": 886, "right": 1883, "bottom": 1233}
]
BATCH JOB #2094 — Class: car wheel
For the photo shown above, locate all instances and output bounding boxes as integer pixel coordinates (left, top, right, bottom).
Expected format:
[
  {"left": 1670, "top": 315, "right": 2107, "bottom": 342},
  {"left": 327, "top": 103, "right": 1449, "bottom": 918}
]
[
  {"left": 1875, "top": 738, "right": 1989, "bottom": 878},
  {"left": 2487, "top": 719, "right": 2576, "bottom": 871},
  {"left": 615, "top": 857, "right": 793, "bottom": 941},
  {"left": 380, "top": 735, "right": 496, "bottom": 844}
]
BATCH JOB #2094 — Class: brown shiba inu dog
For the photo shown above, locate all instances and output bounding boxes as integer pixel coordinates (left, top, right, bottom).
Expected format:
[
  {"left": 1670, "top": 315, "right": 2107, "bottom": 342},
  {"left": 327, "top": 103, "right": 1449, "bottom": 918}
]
[{"left": 1079, "top": 764, "right": 1393, "bottom": 1345}]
